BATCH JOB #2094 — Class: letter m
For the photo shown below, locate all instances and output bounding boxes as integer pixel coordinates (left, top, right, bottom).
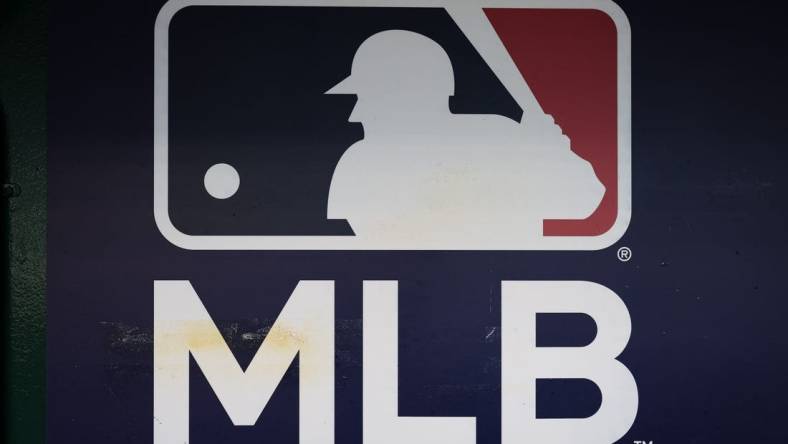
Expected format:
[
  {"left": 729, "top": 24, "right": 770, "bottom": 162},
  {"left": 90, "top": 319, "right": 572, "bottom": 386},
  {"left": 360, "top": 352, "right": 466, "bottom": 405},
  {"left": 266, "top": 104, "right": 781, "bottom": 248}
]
[{"left": 153, "top": 281, "right": 334, "bottom": 444}]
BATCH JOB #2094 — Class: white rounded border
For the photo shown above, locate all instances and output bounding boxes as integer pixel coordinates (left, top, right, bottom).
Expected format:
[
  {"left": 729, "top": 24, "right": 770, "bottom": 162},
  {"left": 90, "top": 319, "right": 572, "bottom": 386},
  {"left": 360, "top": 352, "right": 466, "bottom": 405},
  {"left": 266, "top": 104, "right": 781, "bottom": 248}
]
[{"left": 154, "top": 0, "right": 631, "bottom": 251}]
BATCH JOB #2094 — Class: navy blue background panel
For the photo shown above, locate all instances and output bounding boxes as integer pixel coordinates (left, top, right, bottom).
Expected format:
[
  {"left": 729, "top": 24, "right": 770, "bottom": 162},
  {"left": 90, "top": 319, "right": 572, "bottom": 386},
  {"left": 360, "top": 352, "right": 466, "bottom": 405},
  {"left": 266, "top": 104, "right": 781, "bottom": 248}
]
[{"left": 47, "top": 1, "right": 788, "bottom": 443}]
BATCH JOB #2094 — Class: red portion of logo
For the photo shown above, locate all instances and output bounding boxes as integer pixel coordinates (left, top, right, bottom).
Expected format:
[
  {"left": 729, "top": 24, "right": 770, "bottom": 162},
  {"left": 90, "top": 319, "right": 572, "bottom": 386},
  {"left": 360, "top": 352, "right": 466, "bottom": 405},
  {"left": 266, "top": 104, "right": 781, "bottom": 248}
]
[{"left": 485, "top": 9, "right": 619, "bottom": 237}]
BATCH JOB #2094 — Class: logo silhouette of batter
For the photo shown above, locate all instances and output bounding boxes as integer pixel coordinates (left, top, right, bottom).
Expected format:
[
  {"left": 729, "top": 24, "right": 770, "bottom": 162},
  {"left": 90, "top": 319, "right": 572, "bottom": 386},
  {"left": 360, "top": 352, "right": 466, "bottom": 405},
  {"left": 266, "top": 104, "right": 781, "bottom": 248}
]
[{"left": 326, "top": 30, "right": 604, "bottom": 244}]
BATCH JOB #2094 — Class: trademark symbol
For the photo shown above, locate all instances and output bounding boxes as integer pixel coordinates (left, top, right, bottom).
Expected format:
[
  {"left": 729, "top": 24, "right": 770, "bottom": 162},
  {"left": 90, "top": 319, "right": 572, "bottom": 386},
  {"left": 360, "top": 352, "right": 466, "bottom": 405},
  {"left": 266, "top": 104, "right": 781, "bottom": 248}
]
[{"left": 617, "top": 247, "right": 632, "bottom": 262}]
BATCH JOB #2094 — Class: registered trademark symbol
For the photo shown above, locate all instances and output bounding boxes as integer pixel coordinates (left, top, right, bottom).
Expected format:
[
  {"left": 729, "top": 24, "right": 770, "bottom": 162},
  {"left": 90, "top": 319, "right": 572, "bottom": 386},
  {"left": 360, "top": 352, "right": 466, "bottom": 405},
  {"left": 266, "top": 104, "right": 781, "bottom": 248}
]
[{"left": 617, "top": 247, "right": 632, "bottom": 262}]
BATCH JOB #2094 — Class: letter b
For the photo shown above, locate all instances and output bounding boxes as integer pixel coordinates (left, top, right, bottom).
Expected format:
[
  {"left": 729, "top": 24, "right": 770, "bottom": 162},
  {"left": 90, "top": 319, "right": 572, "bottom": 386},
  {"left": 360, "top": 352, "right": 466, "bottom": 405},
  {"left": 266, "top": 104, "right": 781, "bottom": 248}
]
[{"left": 502, "top": 281, "right": 638, "bottom": 444}]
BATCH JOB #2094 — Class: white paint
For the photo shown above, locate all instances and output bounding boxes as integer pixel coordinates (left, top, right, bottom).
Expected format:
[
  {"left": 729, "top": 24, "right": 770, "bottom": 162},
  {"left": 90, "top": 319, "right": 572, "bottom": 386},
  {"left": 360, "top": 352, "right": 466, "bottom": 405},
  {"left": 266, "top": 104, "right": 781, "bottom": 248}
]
[
  {"left": 204, "top": 163, "right": 240, "bottom": 199},
  {"left": 363, "top": 281, "right": 477, "bottom": 443},
  {"left": 153, "top": 280, "right": 335, "bottom": 444},
  {"left": 152, "top": 279, "right": 638, "bottom": 442},
  {"left": 501, "top": 281, "right": 638, "bottom": 444},
  {"left": 153, "top": 0, "right": 632, "bottom": 251},
  {"left": 326, "top": 30, "right": 604, "bottom": 244}
]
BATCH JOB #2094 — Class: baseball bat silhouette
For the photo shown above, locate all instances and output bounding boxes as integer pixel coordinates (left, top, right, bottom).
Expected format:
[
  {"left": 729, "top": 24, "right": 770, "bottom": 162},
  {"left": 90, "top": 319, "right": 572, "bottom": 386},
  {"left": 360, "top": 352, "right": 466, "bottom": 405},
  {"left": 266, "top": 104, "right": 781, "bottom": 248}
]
[{"left": 447, "top": 4, "right": 546, "bottom": 123}]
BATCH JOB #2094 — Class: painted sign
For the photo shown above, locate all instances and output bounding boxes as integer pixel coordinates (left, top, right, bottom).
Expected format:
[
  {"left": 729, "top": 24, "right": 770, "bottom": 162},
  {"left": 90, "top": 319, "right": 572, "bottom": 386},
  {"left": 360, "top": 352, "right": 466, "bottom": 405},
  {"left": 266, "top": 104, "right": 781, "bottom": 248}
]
[
  {"left": 153, "top": 0, "right": 631, "bottom": 250},
  {"left": 49, "top": 1, "right": 654, "bottom": 444}
]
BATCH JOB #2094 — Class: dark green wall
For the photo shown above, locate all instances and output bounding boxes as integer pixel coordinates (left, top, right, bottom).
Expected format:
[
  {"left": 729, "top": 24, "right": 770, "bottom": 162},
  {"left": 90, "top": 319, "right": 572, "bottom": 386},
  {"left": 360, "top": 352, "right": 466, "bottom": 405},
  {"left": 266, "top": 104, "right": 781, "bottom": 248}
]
[{"left": 1, "top": 0, "right": 47, "bottom": 442}]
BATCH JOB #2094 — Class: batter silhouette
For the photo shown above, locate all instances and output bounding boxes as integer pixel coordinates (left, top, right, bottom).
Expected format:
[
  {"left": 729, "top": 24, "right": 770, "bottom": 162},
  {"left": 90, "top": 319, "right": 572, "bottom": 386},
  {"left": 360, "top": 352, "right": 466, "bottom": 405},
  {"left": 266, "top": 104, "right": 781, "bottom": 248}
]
[{"left": 326, "top": 30, "right": 604, "bottom": 244}]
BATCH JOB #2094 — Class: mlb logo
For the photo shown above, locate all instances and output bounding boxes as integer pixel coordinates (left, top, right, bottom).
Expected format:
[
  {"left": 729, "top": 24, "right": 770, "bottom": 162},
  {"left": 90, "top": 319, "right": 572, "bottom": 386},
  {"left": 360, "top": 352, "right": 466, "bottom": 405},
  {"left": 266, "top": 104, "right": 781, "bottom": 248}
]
[{"left": 153, "top": 0, "right": 631, "bottom": 250}]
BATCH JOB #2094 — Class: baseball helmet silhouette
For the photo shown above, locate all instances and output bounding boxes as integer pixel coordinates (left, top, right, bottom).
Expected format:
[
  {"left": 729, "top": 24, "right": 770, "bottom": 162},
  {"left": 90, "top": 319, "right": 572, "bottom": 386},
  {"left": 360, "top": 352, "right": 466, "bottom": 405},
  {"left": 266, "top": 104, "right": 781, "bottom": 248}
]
[{"left": 326, "top": 30, "right": 455, "bottom": 96}]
